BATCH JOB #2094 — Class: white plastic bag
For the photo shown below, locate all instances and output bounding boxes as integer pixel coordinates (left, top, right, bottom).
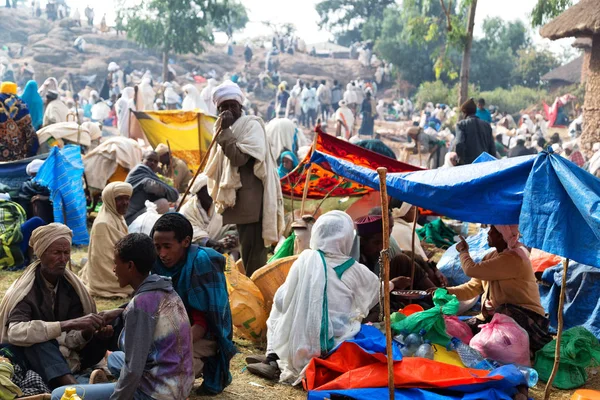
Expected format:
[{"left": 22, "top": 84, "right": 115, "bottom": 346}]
[{"left": 128, "top": 201, "right": 161, "bottom": 236}]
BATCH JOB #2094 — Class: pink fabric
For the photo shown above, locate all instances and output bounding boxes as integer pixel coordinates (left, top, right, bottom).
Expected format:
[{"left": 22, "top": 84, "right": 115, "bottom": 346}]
[{"left": 494, "top": 225, "right": 529, "bottom": 262}]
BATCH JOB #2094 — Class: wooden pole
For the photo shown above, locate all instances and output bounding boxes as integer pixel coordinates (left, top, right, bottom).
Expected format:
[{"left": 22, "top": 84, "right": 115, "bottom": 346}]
[
  {"left": 312, "top": 178, "right": 345, "bottom": 218},
  {"left": 410, "top": 207, "right": 418, "bottom": 290},
  {"left": 377, "top": 167, "right": 395, "bottom": 400},
  {"left": 543, "top": 258, "right": 570, "bottom": 400},
  {"left": 166, "top": 140, "right": 174, "bottom": 179},
  {"left": 176, "top": 122, "right": 223, "bottom": 211},
  {"left": 300, "top": 132, "right": 319, "bottom": 216},
  {"left": 196, "top": 112, "right": 203, "bottom": 165}
]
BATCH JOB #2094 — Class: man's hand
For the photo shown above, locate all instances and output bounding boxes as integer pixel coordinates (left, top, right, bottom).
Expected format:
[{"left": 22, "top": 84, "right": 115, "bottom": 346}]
[
  {"left": 390, "top": 276, "right": 411, "bottom": 291},
  {"left": 456, "top": 235, "right": 469, "bottom": 254},
  {"left": 218, "top": 110, "right": 234, "bottom": 132},
  {"left": 99, "top": 309, "right": 123, "bottom": 325},
  {"left": 206, "top": 239, "right": 225, "bottom": 253},
  {"left": 61, "top": 314, "right": 104, "bottom": 333},
  {"left": 95, "top": 325, "right": 114, "bottom": 340}
]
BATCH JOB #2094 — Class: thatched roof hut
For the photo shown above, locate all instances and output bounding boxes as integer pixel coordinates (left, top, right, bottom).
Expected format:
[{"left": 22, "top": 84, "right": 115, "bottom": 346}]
[
  {"left": 542, "top": 56, "right": 584, "bottom": 91},
  {"left": 541, "top": 0, "right": 600, "bottom": 155}
]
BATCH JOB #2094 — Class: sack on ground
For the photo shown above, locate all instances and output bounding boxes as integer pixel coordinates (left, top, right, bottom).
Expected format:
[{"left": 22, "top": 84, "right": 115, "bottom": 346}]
[
  {"left": 444, "top": 315, "right": 473, "bottom": 344},
  {"left": 470, "top": 313, "right": 531, "bottom": 366}
]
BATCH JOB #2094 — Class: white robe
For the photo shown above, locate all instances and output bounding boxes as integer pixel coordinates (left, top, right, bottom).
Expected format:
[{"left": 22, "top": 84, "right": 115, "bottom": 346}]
[
  {"left": 115, "top": 87, "right": 135, "bottom": 137},
  {"left": 200, "top": 80, "right": 218, "bottom": 115},
  {"left": 182, "top": 84, "right": 209, "bottom": 112},
  {"left": 335, "top": 106, "right": 355, "bottom": 139}
]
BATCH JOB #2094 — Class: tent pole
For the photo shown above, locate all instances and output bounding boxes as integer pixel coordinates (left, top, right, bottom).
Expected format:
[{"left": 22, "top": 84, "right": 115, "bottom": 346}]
[
  {"left": 300, "top": 132, "right": 318, "bottom": 216},
  {"left": 166, "top": 140, "right": 174, "bottom": 179},
  {"left": 196, "top": 113, "right": 203, "bottom": 167},
  {"left": 409, "top": 207, "right": 418, "bottom": 290},
  {"left": 543, "top": 257, "right": 569, "bottom": 400},
  {"left": 311, "top": 178, "right": 345, "bottom": 218},
  {"left": 377, "top": 167, "right": 395, "bottom": 400},
  {"left": 176, "top": 121, "right": 223, "bottom": 212}
]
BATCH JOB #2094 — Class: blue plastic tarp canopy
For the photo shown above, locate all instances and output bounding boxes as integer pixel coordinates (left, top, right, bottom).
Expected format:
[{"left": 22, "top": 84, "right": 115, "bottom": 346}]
[
  {"left": 520, "top": 151, "right": 600, "bottom": 267},
  {"left": 310, "top": 150, "right": 535, "bottom": 225}
]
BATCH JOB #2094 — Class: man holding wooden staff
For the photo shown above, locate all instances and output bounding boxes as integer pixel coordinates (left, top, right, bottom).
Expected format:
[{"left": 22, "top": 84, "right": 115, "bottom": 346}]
[{"left": 205, "top": 81, "right": 284, "bottom": 277}]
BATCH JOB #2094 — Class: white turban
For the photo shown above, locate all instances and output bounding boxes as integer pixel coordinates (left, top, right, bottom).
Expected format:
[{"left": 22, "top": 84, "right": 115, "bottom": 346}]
[
  {"left": 190, "top": 173, "right": 209, "bottom": 195},
  {"left": 211, "top": 80, "right": 245, "bottom": 107},
  {"left": 392, "top": 202, "right": 414, "bottom": 219},
  {"left": 26, "top": 159, "right": 45, "bottom": 176},
  {"left": 30, "top": 223, "right": 73, "bottom": 258}
]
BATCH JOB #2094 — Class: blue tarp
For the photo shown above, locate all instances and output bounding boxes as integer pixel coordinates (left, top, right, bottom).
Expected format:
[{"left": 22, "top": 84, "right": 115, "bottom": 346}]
[
  {"left": 521, "top": 151, "right": 600, "bottom": 267},
  {"left": 437, "top": 228, "right": 493, "bottom": 287},
  {"left": 35, "top": 145, "right": 89, "bottom": 245},
  {"left": 310, "top": 151, "right": 536, "bottom": 225},
  {"left": 539, "top": 261, "right": 600, "bottom": 339},
  {"left": 0, "top": 154, "right": 48, "bottom": 195},
  {"left": 312, "top": 149, "right": 600, "bottom": 267}
]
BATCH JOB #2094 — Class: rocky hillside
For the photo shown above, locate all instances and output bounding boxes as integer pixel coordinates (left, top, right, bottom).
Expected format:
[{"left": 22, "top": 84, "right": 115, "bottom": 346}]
[{"left": 0, "top": 8, "right": 369, "bottom": 98}]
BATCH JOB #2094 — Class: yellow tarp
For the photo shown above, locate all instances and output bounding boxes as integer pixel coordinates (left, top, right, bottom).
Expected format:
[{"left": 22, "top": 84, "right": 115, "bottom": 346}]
[{"left": 133, "top": 110, "right": 215, "bottom": 171}]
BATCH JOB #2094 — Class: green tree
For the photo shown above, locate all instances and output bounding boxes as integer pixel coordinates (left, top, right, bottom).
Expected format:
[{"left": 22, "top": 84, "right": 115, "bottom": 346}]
[
  {"left": 531, "top": 0, "right": 572, "bottom": 27},
  {"left": 122, "top": 0, "right": 246, "bottom": 81},
  {"left": 214, "top": 1, "right": 249, "bottom": 40},
  {"left": 315, "top": 0, "right": 396, "bottom": 46},
  {"left": 512, "top": 48, "right": 560, "bottom": 88}
]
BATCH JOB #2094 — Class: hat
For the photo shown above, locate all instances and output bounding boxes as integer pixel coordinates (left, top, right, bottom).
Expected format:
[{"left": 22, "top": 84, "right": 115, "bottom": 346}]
[
  {"left": 355, "top": 215, "right": 383, "bottom": 237},
  {"left": 0, "top": 82, "right": 17, "bottom": 95},
  {"left": 155, "top": 143, "right": 169, "bottom": 156},
  {"left": 460, "top": 98, "right": 477, "bottom": 116}
]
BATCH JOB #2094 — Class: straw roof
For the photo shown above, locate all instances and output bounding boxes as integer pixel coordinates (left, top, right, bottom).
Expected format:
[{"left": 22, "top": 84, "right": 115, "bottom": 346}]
[
  {"left": 542, "top": 56, "right": 584, "bottom": 84},
  {"left": 540, "top": 0, "right": 600, "bottom": 40},
  {"left": 573, "top": 38, "right": 593, "bottom": 49}
]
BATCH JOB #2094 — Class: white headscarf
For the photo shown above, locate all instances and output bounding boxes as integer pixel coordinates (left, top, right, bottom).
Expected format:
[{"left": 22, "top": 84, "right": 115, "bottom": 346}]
[
  {"left": 163, "top": 83, "right": 181, "bottom": 105},
  {"left": 26, "top": 159, "right": 44, "bottom": 176},
  {"left": 201, "top": 79, "right": 218, "bottom": 115},
  {"left": 211, "top": 80, "right": 245, "bottom": 107},
  {"left": 115, "top": 87, "right": 135, "bottom": 137},
  {"left": 182, "top": 84, "right": 209, "bottom": 111},
  {"left": 139, "top": 77, "right": 155, "bottom": 111}
]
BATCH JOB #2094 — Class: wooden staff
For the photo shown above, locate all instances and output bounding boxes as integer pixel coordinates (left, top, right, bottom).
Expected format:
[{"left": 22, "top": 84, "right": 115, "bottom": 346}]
[
  {"left": 196, "top": 112, "right": 203, "bottom": 164},
  {"left": 166, "top": 140, "right": 174, "bottom": 179},
  {"left": 544, "top": 258, "right": 569, "bottom": 400},
  {"left": 311, "top": 178, "right": 345, "bottom": 218},
  {"left": 176, "top": 121, "right": 223, "bottom": 211},
  {"left": 377, "top": 167, "right": 395, "bottom": 400},
  {"left": 300, "top": 132, "right": 318, "bottom": 216},
  {"left": 410, "top": 207, "right": 418, "bottom": 290}
]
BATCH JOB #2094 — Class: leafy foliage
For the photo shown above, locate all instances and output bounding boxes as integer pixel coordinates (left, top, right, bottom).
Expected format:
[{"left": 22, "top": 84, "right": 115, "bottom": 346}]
[
  {"left": 512, "top": 48, "right": 561, "bottom": 88},
  {"left": 531, "top": 0, "right": 572, "bottom": 27},
  {"left": 213, "top": 1, "right": 249, "bottom": 39},
  {"left": 122, "top": 0, "right": 245, "bottom": 55}
]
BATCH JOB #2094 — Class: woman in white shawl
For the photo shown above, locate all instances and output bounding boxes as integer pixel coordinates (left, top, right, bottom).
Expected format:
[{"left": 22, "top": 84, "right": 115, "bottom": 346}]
[
  {"left": 246, "top": 211, "right": 381, "bottom": 384},
  {"left": 139, "top": 76, "right": 156, "bottom": 111},
  {"left": 200, "top": 78, "right": 218, "bottom": 115},
  {"left": 80, "top": 182, "right": 134, "bottom": 298},
  {"left": 115, "top": 87, "right": 135, "bottom": 137},
  {"left": 182, "top": 84, "right": 209, "bottom": 111}
]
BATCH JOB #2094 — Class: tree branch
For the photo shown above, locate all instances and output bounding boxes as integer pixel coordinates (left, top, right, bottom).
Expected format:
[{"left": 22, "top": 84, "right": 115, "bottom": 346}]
[{"left": 440, "top": 0, "right": 453, "bottom": 32}]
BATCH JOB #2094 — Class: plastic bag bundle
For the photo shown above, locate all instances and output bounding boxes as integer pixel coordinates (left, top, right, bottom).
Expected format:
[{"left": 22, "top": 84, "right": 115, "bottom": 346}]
[
  {"left": 535, "top": 326, "right": 600, "bottom": 389},
  {"left": 225, "top": 257, "right": 268, "bottom": 342},
  {"left": 444, "top": 315, "right": 473, "bottom": 345},
  {"left": 391, "top": 288, "right": 459, "bottom": 346},
  {"left": 128, "top": 201, "right": 161, "bottom": 236},
  {"left": 470, "top": 313, "right": 531, "bottom": 366}
]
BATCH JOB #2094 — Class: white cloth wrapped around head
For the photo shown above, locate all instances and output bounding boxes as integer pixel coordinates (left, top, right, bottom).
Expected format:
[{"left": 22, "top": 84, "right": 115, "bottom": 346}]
[
  {"left": 211, "top": 80, "right": 245, "bottom": 107},
  {"left": 26, "top": 159, "right": 44, "bottom": 176},
  {"left": 190, "top": 173, "right": 209, "bottom": 195},
  {"left": 309, "top": 210, "right": 354, "bottom": 257}
]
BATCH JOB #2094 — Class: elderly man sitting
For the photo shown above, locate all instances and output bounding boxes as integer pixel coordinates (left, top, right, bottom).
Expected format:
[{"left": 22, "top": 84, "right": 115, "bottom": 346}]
[
  {"left": 0, "top": 224, "right": 115, "bottom": 389},
  {"left": 155, "top": 143, "right": 193, "bottom": 193}
]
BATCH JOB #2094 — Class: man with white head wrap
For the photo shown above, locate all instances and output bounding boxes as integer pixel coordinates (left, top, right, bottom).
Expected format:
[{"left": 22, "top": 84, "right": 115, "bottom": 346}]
[
  {"left": 247, "top": 211, "right": 405, "bottom": 382},
  {"left": 0, "top": 223, "right": 118, "bottom": 389},
  {"left": 180, "top": 173, "right": 237, "bottom": 251},
  {"left": 205, "top": 80, "right": 284, "bottom": 277},
  {"left": 200, "top": 78, "right": 218, "bottom": 115}
]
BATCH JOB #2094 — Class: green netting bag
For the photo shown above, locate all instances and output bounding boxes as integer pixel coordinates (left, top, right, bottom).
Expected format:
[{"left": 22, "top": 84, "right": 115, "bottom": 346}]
[
  {"left": 390, "top": 288, "right": 460, "bottom": 346},
  {"left": 534, "top": 326, "right": 600, "bottom": 390}
]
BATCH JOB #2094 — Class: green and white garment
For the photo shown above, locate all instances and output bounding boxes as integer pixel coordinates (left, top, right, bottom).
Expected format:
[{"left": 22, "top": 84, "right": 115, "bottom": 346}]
[{"left": 0, "top": 199, "right": 25, "bottom": 268}]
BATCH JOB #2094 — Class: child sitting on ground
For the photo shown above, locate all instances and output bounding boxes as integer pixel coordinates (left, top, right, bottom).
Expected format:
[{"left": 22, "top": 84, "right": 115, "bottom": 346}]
[{"left": 51, "top": 233, "right": 194, "bottom": 400}]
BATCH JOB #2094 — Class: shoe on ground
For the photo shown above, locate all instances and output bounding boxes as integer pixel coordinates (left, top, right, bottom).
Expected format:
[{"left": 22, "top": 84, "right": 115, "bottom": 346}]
[
  {"left": 90, "top": 369, "right": 109, "bottom": 384},
  {"left": 245, "top": 354, "right": 267, "bottom": 364},
  {"left": 246, "top": 361, "right": 280, "bottom": 380}
]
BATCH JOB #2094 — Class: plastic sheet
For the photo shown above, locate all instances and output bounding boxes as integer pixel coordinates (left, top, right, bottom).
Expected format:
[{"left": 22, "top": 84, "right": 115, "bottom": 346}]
[{"left": 437, "top": 228, "right": 493, "bottom": 287}]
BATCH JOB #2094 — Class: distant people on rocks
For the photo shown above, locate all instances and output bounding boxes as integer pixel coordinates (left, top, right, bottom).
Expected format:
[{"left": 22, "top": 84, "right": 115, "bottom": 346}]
[
  {"left": 71, "top": 8, "right": 81, "bottom": 26},
  {"left": 453, "top": 98, "right": 496, "bottom": 165},
  {"left": 317, "top": 80, "right": 331, "bottom": 121},
  {"left": 100, "top": 13, "right": 107, "bottom": 32},
  {"left": 335, "top": 100, "right": 354, "bottom": 140},
  {"left": 84, "top": 5, "right": 94, "bottom": 26},
  {"left": 205, "top": 81, "right": 284, "bottom": 277},
  {"left": 331, "top": 80, "right": 342, "bottom": 112},
  {"left": 124, "top": 151, "right": 179, "bottom": 225},
  {"left": 73, "top": 36, "right": 85, "bottom": 53},
  {"left": 275, "top": 82, "right": 290, "bottom": 118},
  {"left": 244, "top": 43, "right": 253, "bottom": 67},
  {"left": 0, "top": 82, "right": 37, "bottom": 161},
  {"left": 301, "top": 83, "right": 318, "bottom": 128},
  {"left": 359, "top": 91, "right": 376, "bottom": 136}
]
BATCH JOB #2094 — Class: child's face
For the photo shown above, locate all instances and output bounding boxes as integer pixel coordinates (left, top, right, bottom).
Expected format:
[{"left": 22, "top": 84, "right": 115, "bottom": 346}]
[{"left": 113, "top": 250, "right": 132, "bottom": 288}]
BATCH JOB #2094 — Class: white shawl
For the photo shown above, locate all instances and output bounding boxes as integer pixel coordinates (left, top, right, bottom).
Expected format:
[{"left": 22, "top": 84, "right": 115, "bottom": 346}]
[{"left": 205, "top": 115, "right": 284, "bottom": 246}]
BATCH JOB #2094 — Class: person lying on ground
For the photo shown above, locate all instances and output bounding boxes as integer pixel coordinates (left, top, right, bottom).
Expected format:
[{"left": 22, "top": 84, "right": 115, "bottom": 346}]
[
  {"left": 124, "top": 151, "right": 179, "bottom": 225},
  {"left": 246, "top": 211, "right": 409, "bottom": 383},
  {"left": 80, "top": 182, "right": 134, "bottom": 298},
  {"left": 51, "top": 233, "right": 194, "bottom": 400},
  {"left": 0, "top": 223, "right": 118, "bottom": 389},
  {"left": 151, "top": 213, "right": 235, "bottom": 396},
  {"left": 179, "top": 173, "right": 238, "bottom": 253},
  {"left": 440, "top": 225, "right": 552, "bottom": 356}
]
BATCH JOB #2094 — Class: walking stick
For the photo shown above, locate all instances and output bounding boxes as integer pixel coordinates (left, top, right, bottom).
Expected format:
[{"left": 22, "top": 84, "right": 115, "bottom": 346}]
[
  {"left": 410, "top": 207, "right": 418, "bottom": 290},
  {"left": 300, "top": 132, "right": 318, "bottom": 216},
  {"left": 543, "top": 258, "right": 569, "bottom": 400},
  {"left": 377, "top": 167, "right": 395, "bottom": 400},
  {"left": 176, "top": 123, "right": 223, "bottom": 211}
]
